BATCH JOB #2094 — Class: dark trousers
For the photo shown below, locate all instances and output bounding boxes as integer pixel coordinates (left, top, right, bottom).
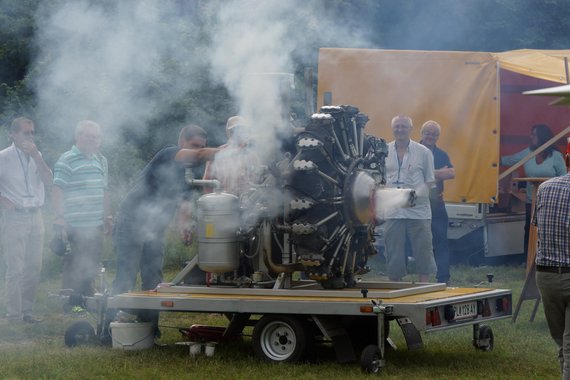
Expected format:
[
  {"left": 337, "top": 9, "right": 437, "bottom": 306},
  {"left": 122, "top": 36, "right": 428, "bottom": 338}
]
[
  {"left": 536, "top": 271, "right": 570, "bottom": 380},
  {"left": 62, "top": 226, "right": 103, "bottom": 297},
  {"left": 110, "top": 213, "right": 166, "bottom": 336},
  {"left": 524, "top": 203, "right": 531, "bottom": 257},
  {"left": 431, "top": 200, "right": 450, "bottom": 283}
]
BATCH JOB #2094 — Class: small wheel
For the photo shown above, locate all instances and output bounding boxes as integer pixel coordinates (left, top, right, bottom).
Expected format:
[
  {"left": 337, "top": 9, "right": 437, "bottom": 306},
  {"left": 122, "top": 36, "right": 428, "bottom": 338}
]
[
  {"left": 474, "top": 325, "right": 494, "bottom": 351},
  {"left": 360, "top": 344, "right": 383, "bottom": 374},
  {"left": 64, "top": 321, "right": 95, "bottom": 347},
  {"left": 252, "top": 315, "right": 309, "bottom": 363}
]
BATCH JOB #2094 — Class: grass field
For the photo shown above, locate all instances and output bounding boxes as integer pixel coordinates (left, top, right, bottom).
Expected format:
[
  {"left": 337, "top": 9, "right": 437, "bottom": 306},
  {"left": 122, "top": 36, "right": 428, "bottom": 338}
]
[{"left": 0, "top": 260, "right": 561, "bottom": 380}]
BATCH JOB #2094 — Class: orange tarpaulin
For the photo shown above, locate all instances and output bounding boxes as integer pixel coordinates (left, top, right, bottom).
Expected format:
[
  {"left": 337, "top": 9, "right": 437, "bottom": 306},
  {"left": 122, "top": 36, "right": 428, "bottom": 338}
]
[{"left": 317, "top": 48, "right": 570, "bottom": 204}]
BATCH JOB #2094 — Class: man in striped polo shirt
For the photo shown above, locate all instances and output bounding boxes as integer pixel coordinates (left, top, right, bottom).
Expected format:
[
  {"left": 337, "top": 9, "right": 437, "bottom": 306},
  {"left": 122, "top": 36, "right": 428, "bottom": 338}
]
[{"left": 53, "top": 120, "right": 112, "bottom": 297}]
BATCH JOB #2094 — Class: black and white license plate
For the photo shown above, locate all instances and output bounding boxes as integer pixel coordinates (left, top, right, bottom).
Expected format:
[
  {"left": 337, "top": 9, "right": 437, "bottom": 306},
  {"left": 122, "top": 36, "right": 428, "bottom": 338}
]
[{"left": 453, "top": 301, "right": 477, "bottom": 319}]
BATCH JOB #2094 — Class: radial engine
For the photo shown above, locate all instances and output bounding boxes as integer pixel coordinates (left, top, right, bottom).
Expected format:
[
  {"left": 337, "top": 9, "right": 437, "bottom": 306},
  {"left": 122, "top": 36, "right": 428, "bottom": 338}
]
[{"left": 191, "top": 104, "right": 414, "bottom": 289}]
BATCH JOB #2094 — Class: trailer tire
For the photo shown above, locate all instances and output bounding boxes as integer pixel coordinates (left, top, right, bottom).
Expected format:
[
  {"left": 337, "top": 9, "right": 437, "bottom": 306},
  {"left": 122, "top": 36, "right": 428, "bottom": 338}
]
[
  {"left": 360, "top": 344, "right": 383, "bottom": 374},
  {"left": 64, "top": 321, "right": 96, "bottom": 347},
  {"left": 474, "top": 324, "right": 494, "bottom": 351},
  {"left": 252, "top": 315, "right": 309, "bottom": 363}
]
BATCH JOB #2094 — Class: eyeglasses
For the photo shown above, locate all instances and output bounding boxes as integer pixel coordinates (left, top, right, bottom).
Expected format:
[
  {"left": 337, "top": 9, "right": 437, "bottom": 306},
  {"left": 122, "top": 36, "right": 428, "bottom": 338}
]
[{"left": 422, "top": 132, "right": 439, "bottom": 137}]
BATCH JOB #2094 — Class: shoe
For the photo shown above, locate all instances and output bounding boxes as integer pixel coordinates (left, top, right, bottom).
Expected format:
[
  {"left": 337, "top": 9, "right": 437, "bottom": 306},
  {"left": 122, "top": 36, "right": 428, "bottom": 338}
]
[
  {"left": 22, "top": 315, "right": 43, "bottom": 324},
  {"left": 65, "top": 306, "right": 87, "bottom": 317}
]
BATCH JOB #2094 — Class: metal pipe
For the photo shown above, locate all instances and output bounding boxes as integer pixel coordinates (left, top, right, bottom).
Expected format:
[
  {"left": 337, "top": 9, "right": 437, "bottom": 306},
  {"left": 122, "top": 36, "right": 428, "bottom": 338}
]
[
  {"left": 186, "top": 177, "right": 222, "bottom": 192},
  {"left": 262, "top": 221, "right": 303, "bottom": 273}
]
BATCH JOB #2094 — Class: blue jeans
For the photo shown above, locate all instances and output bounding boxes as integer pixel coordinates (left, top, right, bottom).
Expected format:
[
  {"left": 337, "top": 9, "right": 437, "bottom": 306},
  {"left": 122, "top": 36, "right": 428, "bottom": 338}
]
[{"left": 111, "top": 213, "right": 166, "bottom": 294}]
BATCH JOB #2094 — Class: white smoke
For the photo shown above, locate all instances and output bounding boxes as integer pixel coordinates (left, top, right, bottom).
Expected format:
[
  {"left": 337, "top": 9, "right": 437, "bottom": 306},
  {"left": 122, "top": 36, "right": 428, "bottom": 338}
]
[{"left": 31, "top": 0, "right": 206, "bottom": 143}]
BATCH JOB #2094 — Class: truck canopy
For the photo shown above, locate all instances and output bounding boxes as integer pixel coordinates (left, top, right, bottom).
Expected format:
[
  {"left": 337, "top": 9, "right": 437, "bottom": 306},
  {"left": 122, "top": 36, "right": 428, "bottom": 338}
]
[{"left": 317, "top": 48, "right": 570, "bottom": 204}]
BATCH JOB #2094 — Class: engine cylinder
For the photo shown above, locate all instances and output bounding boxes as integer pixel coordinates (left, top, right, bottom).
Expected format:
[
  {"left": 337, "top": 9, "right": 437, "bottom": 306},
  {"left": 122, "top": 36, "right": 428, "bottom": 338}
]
[{"left": 196, "top": 192, "right": 240, "bottom": 273}]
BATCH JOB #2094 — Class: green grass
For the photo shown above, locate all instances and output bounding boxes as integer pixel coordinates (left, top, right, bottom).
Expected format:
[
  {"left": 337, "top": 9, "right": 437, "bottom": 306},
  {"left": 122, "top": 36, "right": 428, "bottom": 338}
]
[{"left": 0, "top": 262, "right": 560, "bottom": 380}]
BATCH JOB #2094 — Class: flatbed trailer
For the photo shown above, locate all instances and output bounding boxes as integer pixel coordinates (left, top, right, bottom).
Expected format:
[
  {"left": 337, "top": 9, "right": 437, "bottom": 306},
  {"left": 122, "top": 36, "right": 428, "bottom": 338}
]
[{"left": 96, "top": 280, "right": 512, "bottom": 373}]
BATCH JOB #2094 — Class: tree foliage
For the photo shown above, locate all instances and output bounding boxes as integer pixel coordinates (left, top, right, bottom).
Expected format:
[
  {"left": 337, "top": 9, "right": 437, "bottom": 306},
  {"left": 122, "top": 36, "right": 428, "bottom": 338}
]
[{"left": 1, "top": 0, "right": 570, "bottom": 186}]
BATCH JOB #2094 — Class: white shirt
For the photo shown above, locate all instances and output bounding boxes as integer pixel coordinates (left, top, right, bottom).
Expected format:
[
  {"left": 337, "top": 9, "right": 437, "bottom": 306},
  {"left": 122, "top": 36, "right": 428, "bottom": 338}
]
[
  {"left": 384, "top": 140, "right": 435, "bottom": 219},
  {"left": 0, "top": 143, "right": 46, "bottom": 208}
]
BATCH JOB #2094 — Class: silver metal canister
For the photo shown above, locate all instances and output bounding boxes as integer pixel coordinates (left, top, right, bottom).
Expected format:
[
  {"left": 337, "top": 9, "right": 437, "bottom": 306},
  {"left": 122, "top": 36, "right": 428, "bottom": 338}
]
[{"left": 196, "top": 192, "right": 240, "bottom": 273}]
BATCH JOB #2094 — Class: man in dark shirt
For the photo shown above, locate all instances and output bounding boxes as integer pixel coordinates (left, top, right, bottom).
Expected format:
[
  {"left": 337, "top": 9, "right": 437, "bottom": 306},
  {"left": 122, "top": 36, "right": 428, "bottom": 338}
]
[
  {"left": 110, "top": 124, "right": 217, "bottom": 337},
  {"left": 534, "top": 144, "right": 570, "bottom": 379},
  {"left": 420, "top": 121, "right": 455, "bottom": 284}
]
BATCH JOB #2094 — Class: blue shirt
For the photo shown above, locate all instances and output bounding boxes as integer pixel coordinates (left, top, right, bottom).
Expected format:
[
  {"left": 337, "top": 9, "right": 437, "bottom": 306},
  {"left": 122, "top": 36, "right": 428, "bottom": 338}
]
[
  {"left": 534, "top": 173, "right": 570, "bottom": 267},
  {"left": 501, "top": 148, "right": 566, "bottom": 204}
]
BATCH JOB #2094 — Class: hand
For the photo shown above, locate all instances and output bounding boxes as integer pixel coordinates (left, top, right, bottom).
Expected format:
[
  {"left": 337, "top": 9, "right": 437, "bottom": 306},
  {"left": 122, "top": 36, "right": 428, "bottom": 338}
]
[
  {"left": 52, "top": 223, "right": 67, "bottom": 239},
  {"left": 104, "top": 216, "right": 113, "bottom": 235},
  {"left": 180, "top": 228, "right": 193, "bottom": 246},
  {"left": 436, "top": 166, "right": 455, "bottom": 180},
  {"left": 20, "top": 141, "right": 40, "bottom": 159},
  {"left": 0, "top": 196, "right": 16, "bottom": 210}
]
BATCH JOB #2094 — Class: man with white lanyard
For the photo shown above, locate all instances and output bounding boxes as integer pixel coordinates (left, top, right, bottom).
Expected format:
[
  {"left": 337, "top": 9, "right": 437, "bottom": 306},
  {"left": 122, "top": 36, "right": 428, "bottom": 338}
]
[
  {"left": 384, "top": 115, "right": 436, "bottom": 282},
  {"left": 0, "top": 117, "right": 52, "bottom": 323}
]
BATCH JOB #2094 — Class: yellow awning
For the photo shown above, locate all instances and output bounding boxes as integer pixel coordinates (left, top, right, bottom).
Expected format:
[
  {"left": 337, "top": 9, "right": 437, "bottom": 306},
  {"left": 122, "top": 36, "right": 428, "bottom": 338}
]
[
  {"left": 492, "top": 49, "right": 570, "bottom": 84},
  {"left": 317, "top": 48, "right": 499, "bottom": 203}
]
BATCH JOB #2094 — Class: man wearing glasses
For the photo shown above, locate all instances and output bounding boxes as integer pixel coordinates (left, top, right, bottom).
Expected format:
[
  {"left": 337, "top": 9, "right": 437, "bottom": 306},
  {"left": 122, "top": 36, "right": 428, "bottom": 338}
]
[{"left": 0, "top": 117, "right": 53, "bottom": 323}]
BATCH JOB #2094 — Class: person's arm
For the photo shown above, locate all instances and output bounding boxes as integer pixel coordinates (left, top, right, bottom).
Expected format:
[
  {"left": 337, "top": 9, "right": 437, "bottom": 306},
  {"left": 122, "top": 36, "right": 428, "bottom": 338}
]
[
  {"left": 434, "top": 166, "right": 455, "bottom": 181},
  {"left": 501, "top": 148, "right": 529, "bottom": 166},
  {"left": 175, "top": 147, "right": 219, "bottom": 165},
  {"left": 21, "top": 141, "right": 53, "bottom": 186},
  {"left": 175, "top": 200, "right": 194, "bottom": 245},
  {"left": 425, "top": 149, "right": 436, "bottom": 188},
  {"left": 52, "top": 185, "right": 65, "bottom": 227},
  {"left": 103, "top": 190, "right": 112, "bottom": 235},
  {"left": 0, "top": 194, "right": 16, "bottom": 209},
  {"left": 554, "top": 151, "right": 567, "bottom": 176}
]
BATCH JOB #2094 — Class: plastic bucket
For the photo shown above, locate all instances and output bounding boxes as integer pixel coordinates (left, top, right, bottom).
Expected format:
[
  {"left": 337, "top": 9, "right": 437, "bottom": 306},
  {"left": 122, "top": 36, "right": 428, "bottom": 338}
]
[{"left": 110, "top": 322, "right": 154, "bottom": 350}]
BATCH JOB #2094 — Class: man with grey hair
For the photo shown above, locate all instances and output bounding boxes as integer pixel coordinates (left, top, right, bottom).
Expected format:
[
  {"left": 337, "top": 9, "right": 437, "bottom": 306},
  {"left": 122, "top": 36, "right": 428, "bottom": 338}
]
[
  {"left": 0, "top": 117, "right": 52, "bottom": 323},
  {"left": 53, "top": 120, "right": 112, "bottom": 299},
  {"left": 420, "top": 120, "right": 455, "bottom": 284},
  {"left": 384, "top": 115, "right": 436, "bottom": 282}
]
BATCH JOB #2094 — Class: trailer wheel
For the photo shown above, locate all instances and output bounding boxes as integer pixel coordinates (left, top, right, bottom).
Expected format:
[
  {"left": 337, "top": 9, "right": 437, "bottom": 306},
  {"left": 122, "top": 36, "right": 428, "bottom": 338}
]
[
  {"left": 252, "top": 315, "right": 309, "bottom": 363},
  {"left": 360, "top": 344, "right": 383, "bottom": 374},
  {"left": 474, "top": 324, "right": 494, "bottom": 351},
  {"left": 64, "top": 321, "right": 96, "bottom": 347}
]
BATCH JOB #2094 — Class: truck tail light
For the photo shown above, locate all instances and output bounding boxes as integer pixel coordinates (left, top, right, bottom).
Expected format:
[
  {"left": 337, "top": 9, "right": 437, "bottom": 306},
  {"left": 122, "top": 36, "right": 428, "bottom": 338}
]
[
  {"left": 426, "top": 308, "right": 441, "bottom": 326},
  {"left": 496, "top": 296, "right": 510, "bottom": 313}
]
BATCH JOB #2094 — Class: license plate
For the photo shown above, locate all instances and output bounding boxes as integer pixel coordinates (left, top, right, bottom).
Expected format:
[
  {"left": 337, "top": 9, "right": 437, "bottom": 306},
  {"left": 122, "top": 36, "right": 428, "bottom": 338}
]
[{"left": 453, "top": 301, "right": 477, "bottom": 319}]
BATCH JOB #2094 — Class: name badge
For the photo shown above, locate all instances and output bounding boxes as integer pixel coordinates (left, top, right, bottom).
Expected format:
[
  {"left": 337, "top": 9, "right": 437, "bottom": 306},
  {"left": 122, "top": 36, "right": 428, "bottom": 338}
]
[{"left": 22, "top": 196, "right": 35, "bottom": 208}]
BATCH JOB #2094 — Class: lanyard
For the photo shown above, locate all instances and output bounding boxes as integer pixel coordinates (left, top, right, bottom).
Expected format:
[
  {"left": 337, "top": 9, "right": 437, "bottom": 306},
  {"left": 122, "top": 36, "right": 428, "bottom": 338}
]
[
  {"left": 395, "top": 149, "right": 408, "bottom": 186},
  {"left": 16, "top": 148, "right": 31, "bottom": 196}
]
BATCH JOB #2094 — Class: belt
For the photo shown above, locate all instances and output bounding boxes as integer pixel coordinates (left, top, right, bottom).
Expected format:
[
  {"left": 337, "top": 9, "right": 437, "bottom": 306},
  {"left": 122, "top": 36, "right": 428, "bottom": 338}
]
[
  {"left": 536, "top": 265, "right": 570, "bottom": 274},
  {"left": 13, "top": 207, "right": 40, "bottom": 214}
]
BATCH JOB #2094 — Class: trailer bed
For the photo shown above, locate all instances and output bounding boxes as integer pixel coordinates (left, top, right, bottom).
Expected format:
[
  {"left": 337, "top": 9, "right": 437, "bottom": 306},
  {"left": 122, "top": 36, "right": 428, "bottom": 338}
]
[{"left": 107, "top": 281, "right": 512, "bottom": 333}]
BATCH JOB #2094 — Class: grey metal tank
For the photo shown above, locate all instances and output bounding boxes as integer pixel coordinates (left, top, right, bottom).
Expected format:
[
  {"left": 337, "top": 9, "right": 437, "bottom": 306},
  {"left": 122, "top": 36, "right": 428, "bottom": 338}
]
[{"left": 196, "top": 192, "right": 240, "bottom": 273}]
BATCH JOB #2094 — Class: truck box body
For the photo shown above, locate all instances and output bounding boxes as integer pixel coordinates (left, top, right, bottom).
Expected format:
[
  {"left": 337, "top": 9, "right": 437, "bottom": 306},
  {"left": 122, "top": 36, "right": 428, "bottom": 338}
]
[{"left": 317, "top": 48, "right": 570, "bottom": 260}]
